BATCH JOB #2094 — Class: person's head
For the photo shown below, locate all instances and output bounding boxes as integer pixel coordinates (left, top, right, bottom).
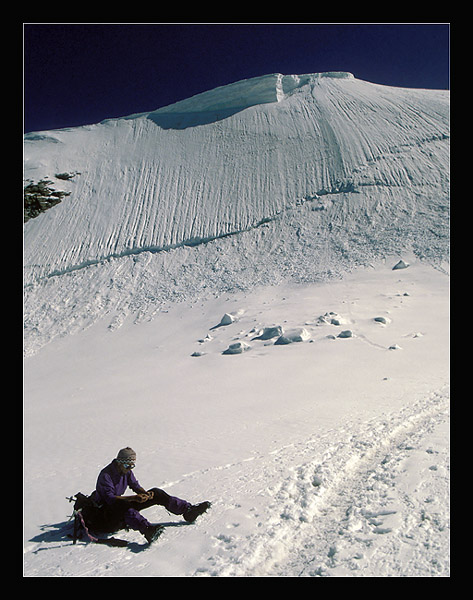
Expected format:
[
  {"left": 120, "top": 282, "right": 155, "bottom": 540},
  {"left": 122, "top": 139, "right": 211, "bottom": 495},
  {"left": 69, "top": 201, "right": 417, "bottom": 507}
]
[{"left": 115, "top": 447, "right": 136, "bottom": 473}]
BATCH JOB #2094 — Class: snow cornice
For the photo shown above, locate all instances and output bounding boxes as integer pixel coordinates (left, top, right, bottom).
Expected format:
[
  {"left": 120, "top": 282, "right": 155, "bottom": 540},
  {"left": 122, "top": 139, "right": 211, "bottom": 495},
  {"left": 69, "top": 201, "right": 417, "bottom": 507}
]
[{"left": 151, "top": 72, "right": 355, "bottom": 117}]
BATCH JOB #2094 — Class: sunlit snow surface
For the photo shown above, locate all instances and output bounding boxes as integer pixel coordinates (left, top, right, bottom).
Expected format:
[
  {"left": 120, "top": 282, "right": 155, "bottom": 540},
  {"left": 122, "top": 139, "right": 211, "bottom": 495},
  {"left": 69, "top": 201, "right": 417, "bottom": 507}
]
[{"left": 24, "top": 73, "right": 449, "bottom": 576}]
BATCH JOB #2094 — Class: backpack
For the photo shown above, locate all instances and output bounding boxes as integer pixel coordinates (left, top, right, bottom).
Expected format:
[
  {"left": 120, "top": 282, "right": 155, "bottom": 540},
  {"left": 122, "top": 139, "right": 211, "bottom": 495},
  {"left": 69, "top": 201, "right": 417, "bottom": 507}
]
[{"left": 67, "top": 492, "right": 128, "bottom": 547}]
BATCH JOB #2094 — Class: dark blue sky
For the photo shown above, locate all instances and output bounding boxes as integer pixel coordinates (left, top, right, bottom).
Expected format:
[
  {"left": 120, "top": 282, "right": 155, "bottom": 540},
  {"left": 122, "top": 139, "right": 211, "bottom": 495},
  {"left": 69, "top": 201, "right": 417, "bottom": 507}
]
[{"left": 23, "top": 23, "right": 450, "bottom": 133}]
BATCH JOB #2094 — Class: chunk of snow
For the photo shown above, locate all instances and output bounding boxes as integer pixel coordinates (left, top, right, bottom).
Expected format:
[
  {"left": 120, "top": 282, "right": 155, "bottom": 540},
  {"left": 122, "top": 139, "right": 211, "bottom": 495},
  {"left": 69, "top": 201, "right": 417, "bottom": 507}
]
[
  {"left": 252, "top": 325, "right": 284, "bottom": 340},
  {"left": 211, "top": 313, "right": 236, "bottom": 329},
  {"left": 275, "top": 328, "right": 311, "bottom": 345},
  {"left": 392, "top": 260, "right": 409, "bottom": 270},
  {"left": 222, "top": 341, "right": 251, "bottom": 355},
  {"left": 373, "top": 316, "right": 391, "bottom": 325}
]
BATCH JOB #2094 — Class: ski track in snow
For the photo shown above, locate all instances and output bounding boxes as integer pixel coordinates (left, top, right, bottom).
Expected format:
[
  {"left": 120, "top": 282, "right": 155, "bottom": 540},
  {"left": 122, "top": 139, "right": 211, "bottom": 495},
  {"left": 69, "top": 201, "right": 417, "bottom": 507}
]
[
  {"left": 25, "top": 386, "right": 448, "bottom": 577},
  {"left": 183, "top": 386, "right": 450, "bottom": 577}
]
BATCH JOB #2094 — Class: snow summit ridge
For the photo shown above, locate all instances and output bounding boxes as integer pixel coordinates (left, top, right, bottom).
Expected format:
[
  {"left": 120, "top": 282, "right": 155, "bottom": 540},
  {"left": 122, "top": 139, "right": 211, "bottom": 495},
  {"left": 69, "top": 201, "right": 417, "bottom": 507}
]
[
  {"left": 119, "top": 72, "right": 354, "bottom": 128},
  {"left": 150, "top": 72, "right": 354, "bottom": 114}
]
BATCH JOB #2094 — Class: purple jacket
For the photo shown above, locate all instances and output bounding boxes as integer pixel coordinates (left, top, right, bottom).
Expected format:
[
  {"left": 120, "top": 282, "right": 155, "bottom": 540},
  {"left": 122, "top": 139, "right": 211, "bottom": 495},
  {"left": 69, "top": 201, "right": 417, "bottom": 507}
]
[{"left": 95, "top": 460, "right": 143, "bottom": 505}]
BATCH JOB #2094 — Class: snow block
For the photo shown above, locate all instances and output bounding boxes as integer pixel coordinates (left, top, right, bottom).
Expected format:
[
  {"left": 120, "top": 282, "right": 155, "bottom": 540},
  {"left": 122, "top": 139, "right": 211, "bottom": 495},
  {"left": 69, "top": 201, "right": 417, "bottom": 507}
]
[
  {"left": 392, "top": 260, "right": 409, "bottom": 270},
  {"left": 219, "top": 313, "right": 235, "bottom": 326},
  {"left": 222, "top": 341, "right": 251, "bottom": 355},
  {"left": 211, "top": 313, "right": 236, "bottom": 329},
  {"left": 373, "top": 316, "right": 391, "bottom": 325},
  {"left": 274, "top": 328, "right": 311, "bottom": 345},
  {"left": 252, "top": 325, "right": 284, "bottom": 340}
]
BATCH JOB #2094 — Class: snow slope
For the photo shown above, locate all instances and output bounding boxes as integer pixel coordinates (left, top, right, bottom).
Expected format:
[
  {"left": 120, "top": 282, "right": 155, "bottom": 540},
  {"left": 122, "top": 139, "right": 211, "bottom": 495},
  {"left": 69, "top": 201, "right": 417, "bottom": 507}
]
[
  {"left": 23, "top": 73, "right": 449, "bottom": 576},
  {"left": 24, "top": 73, "right": 449, "bottom": 330}
]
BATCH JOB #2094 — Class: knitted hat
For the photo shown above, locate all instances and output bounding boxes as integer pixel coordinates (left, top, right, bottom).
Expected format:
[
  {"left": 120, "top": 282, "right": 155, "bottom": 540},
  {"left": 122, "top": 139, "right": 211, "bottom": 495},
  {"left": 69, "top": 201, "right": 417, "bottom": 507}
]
[{"left": 116, "top": 447, "right": 136, "bottom": 462}]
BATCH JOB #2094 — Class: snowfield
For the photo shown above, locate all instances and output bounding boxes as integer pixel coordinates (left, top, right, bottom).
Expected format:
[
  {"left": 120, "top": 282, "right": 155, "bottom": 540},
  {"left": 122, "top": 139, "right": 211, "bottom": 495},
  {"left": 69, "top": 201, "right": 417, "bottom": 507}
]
[{"left": 23, "top": 72, "right": 449, "bottom": 576}]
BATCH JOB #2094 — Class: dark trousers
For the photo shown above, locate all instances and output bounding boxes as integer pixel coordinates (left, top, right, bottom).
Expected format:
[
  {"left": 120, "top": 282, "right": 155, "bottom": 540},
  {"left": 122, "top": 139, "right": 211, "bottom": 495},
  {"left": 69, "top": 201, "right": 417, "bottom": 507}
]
[{"left": 93, "top": 488, "right": 191, "bottom": 534}]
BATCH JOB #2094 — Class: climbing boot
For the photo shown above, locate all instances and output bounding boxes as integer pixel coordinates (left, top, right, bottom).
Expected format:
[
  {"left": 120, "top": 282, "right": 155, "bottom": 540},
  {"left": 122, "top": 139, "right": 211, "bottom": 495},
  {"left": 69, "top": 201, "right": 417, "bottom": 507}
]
[
  {"left": 183, "top": 501, "right": 211, "bottom": 523},
  {"left": 144, "top": 524, "right": 165, "bottom": 544}
]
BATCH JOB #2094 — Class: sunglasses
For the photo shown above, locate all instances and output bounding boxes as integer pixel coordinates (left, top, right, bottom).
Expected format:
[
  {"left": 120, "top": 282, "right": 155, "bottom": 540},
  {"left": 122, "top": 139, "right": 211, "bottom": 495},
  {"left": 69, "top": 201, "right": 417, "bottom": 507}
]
[{"left": 117, "top": 459, "right": 135, "bottom": 469}]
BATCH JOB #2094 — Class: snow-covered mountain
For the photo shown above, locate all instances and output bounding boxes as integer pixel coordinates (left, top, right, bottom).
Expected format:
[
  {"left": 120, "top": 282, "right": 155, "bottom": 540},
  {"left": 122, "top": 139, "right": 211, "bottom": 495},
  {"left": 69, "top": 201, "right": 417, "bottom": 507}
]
[
  {"left": 23, "top": 73, "right": 450, "bottom": 577},
  {"left": 24, "top": 72, "right": 449, "bottom": 354}
]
